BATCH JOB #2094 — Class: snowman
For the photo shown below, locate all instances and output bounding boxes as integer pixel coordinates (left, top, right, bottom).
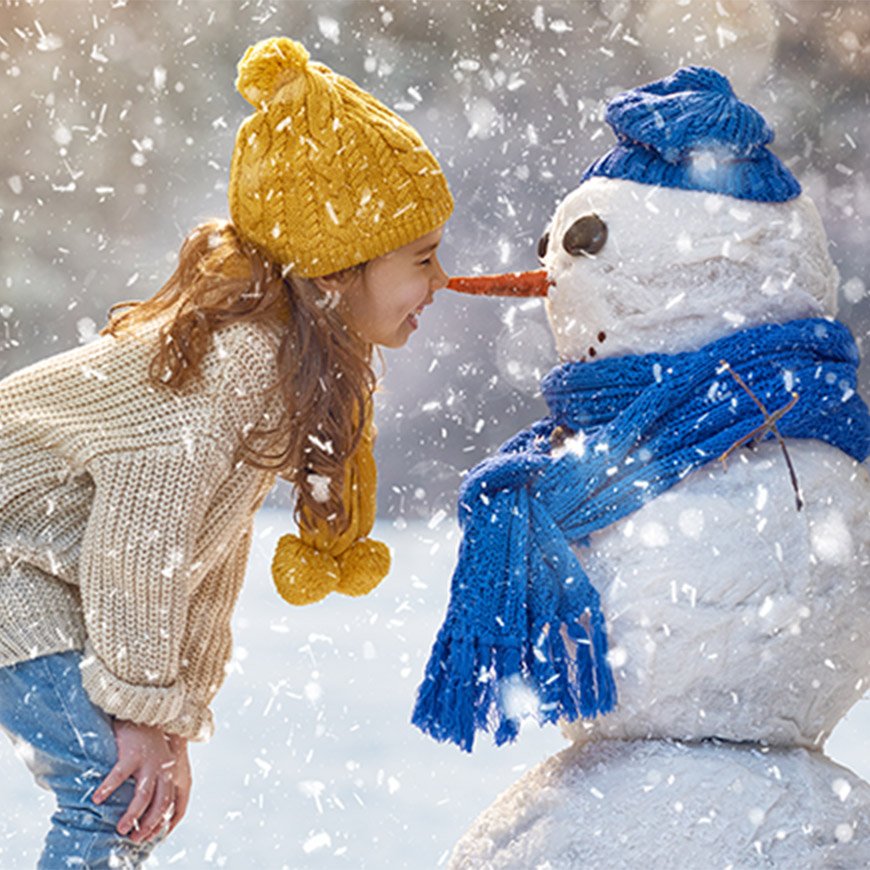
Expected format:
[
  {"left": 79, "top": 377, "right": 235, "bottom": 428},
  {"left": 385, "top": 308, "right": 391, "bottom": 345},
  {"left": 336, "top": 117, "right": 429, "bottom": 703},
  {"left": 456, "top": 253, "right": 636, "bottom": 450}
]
[{"left": 414, "top": 67, "right": 870, "bottom": 866}]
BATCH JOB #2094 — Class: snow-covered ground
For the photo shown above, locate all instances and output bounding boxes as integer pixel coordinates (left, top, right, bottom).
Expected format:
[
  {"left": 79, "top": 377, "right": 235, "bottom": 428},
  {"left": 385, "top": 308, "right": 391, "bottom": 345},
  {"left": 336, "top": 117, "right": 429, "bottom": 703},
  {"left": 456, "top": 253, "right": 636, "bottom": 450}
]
[{"left": 0, "top": 510, "right": 868, "bottom": 868}]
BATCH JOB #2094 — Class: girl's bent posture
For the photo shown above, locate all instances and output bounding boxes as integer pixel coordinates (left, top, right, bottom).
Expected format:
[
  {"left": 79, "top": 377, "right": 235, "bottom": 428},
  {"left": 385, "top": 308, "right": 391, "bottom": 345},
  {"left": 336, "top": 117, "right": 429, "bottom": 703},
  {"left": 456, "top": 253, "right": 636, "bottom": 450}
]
[{"left": 0, "top": 36, "right": 452, "bottom": 868}]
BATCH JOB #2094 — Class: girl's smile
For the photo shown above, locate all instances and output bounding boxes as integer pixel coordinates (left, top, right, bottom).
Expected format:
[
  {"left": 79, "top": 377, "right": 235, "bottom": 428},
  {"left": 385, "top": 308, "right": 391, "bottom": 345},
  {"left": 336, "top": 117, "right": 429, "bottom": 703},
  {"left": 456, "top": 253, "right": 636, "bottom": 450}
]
[
  {"left": 406, "top": 299, "right": 433, "bottom": 332},
  {"left": 325, "top": 227, "right": 448, "bottom": 348}
]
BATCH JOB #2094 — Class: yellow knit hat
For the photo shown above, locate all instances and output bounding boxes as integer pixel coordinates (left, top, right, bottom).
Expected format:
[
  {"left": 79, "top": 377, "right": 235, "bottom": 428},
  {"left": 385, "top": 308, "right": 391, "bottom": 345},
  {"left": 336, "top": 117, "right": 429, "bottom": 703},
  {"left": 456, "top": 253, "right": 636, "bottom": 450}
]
[{"left": 229, "top": 36, "right": 454, "bottom": 277}]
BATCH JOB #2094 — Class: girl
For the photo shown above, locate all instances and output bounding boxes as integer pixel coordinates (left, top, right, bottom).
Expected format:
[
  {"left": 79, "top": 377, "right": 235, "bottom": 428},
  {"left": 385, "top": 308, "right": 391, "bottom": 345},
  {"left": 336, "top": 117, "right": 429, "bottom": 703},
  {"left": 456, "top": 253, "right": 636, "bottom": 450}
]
[{"left": 0, "top": 36, "right": 452, "bottom": 868}]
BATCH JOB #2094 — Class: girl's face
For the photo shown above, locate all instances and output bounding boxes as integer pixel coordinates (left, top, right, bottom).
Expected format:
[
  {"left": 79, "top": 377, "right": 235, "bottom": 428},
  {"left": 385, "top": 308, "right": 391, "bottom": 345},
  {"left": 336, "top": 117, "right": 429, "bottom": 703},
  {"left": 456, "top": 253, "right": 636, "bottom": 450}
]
[{"left": 334, "top": 227, "right": 448, "bottom": 348}]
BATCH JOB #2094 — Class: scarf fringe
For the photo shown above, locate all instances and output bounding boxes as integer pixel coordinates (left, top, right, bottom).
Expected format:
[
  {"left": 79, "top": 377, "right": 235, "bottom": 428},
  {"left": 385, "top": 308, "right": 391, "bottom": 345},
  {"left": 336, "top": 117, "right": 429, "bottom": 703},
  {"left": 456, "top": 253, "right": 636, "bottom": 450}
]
[{"left": 411, "top": 605, "right": 617, "bottom": 753}]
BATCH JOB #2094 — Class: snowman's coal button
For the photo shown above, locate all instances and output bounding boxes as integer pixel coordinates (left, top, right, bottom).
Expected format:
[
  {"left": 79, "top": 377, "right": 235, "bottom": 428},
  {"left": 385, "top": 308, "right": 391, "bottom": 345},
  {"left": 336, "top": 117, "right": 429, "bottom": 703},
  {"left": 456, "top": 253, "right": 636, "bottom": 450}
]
[
  {"left": 598, "top": 331, "right": 607, "bottom": 343},
  {"left": 563, "top": 213, "right": 607, "bottom": 256},
  {"left": 537, "top": 232, "right": 549, "bottom": 261}
]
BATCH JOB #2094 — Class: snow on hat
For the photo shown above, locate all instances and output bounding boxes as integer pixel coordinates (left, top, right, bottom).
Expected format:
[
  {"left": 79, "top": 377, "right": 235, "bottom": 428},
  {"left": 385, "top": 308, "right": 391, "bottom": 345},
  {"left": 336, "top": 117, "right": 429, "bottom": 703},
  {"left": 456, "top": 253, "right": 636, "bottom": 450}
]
[
  {"left": 229, "top": 36, "right": 454, "bottom": 278},
  {"left": 582, "top": 66, "right": 801, "bottom": 203}
]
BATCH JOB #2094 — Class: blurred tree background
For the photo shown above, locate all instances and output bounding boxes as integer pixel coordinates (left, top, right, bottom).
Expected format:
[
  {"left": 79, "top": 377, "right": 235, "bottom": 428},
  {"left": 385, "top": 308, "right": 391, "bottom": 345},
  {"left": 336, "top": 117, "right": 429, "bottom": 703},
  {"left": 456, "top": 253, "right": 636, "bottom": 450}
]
[{"left": 2, "top": 0, "right": 869, "bottom": 521}]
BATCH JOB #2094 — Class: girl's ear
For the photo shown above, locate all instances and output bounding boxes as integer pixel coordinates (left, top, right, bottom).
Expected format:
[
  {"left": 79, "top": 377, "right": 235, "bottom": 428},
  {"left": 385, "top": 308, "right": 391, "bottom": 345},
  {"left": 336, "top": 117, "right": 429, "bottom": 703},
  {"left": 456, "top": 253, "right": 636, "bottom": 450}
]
[{"left": 312, "top": 268, "right": 362, "bottom": 295}]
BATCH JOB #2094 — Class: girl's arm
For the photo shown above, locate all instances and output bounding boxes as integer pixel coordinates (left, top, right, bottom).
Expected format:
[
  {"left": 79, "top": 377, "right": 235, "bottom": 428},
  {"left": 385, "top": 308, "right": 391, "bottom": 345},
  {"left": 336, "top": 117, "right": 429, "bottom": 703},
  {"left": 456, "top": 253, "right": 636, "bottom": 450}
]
[
  {"left": 160, "top": 526, "right": 253, "bottom": 740},
  {"left": 92, "top": 525, "right": 254, "bottom": 843},
  {"left": 77, "top": 438, "right": 231, "bottom": 732},
  {"left": 75, "top": 321, "right": 278, "bottom": 723}
]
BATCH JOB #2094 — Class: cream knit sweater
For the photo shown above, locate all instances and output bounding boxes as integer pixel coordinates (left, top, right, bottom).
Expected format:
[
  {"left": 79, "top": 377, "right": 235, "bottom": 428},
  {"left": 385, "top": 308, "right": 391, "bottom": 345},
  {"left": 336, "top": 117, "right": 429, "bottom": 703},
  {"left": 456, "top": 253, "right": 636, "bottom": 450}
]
[{"left": 0, "top": 315, "right": 286, "bottom": 740}]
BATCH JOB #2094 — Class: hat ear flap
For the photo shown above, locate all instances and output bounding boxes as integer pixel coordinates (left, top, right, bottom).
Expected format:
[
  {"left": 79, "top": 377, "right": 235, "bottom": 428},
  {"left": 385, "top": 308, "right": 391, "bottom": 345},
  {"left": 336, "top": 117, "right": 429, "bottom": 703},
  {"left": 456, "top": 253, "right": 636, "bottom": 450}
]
[
  {"left": 335, "top": 428, "right": 391, "bottom": 597},
  {"left": 271, "top": 402, "right": 391, "bottom": 606}
]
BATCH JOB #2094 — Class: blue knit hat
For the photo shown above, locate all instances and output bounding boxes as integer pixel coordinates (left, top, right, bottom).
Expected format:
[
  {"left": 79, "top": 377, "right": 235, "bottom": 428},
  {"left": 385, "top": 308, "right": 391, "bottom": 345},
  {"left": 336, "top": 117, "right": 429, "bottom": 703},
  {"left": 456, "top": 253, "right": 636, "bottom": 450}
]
[{"left": 582, "top": 66, "right": 800, "bottom": 203}]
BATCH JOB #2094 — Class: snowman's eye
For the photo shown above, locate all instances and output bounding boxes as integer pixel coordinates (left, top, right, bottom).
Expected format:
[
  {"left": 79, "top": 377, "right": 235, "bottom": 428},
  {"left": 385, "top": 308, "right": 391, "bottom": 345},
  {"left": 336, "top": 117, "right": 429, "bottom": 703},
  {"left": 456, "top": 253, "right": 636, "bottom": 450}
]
[
  {"left": 537, "top": 232, "right": 549, "bottom": 261},
  {"left": 563, "top": 214, "right": 607, "bottom": 256}
]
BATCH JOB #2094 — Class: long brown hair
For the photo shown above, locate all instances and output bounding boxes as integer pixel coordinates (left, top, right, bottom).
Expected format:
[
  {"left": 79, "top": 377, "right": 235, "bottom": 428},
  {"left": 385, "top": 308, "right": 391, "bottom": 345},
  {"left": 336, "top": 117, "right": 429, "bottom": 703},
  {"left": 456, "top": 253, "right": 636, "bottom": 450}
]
[{"left": 103, "top": 219, "right": 376, "bottom": 534}]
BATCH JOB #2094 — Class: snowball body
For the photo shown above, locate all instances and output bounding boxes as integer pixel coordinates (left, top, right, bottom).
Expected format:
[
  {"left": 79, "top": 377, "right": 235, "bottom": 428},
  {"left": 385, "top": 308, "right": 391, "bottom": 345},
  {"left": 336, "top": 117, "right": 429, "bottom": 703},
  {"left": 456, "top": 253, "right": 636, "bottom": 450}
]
[{"left": 450, "top": 740, "right": 870, "bottom": 869}]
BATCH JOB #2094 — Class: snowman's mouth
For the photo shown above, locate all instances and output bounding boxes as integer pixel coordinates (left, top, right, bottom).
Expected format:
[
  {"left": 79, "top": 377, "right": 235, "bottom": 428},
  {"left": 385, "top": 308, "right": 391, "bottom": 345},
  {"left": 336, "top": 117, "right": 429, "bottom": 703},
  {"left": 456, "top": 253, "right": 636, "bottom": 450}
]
[{"left": 446, "top": 270, "right": 552, "bottom": 297}]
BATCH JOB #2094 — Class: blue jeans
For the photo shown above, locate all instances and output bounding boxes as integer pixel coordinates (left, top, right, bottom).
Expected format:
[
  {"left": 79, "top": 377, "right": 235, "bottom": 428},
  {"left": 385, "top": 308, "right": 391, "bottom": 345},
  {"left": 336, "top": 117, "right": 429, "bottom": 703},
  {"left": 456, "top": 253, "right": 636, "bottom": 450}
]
[{"left": 0, "top": 651, "right": 155, "bottom": 869}]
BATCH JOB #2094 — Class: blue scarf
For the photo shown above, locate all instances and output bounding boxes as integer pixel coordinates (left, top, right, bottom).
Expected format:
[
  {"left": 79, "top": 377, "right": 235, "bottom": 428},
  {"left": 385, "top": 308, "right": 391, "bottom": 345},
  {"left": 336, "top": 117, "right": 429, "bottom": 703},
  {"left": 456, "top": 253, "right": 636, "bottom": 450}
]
[{"left": 412, "top": 318, "right": 870, "bottom": 752}]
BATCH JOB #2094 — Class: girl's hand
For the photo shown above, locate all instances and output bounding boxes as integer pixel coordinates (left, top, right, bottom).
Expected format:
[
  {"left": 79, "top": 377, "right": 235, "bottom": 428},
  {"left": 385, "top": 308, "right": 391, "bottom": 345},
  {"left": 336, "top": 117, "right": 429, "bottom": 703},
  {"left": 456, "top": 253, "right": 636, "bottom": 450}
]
[{"left": 93, "top": 719, "right": 192, "bottom": 844}]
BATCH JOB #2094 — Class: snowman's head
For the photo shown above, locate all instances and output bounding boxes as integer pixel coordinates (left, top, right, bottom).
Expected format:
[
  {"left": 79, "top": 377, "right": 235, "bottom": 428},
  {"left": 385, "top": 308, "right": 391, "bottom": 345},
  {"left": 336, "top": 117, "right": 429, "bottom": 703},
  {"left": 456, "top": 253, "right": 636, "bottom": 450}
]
[
  {"left": 541, "top": 177, "right": 838, "bottom": 361},
  {"left": 542, "top": 66, "right": 838, "bottom": 361},
  {"left": 448, "top": 67, "right": 839, "bottom": 363}
]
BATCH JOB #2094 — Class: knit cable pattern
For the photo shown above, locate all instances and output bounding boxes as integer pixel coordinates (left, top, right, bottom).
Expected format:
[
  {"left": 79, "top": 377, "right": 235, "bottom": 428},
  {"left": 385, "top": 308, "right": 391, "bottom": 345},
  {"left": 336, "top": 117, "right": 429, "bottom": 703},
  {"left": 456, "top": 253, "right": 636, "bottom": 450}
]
[{"left": 229, "top": 36, "right": 454, "bottom": 277}]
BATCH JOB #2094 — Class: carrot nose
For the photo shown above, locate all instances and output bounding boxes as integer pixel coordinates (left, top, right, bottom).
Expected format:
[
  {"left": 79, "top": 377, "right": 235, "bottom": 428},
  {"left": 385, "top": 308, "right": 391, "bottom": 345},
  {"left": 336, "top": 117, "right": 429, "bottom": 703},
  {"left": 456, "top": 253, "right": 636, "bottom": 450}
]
[{"left": 446, "top": 270, "right": 551, "bottom": 297}]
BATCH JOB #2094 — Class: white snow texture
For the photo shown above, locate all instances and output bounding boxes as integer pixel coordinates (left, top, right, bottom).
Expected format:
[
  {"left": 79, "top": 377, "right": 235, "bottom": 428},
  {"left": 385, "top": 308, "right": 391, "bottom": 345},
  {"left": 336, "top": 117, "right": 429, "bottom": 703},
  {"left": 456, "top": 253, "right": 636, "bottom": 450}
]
[{"left": 450, "top": 740, "right": 870, "bottom": 868}]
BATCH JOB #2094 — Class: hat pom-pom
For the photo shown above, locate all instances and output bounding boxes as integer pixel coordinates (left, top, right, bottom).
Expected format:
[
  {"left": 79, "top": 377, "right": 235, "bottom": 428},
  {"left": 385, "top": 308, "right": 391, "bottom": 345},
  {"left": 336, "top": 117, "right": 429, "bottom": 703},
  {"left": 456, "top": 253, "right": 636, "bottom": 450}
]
[
  {"left": 272, "top": 533, "right": 340, "bottom": 605},
  {"left": 336, "top": 538, "right": 392, "bottom": 598},
  {"left": 236, "top": 36, "right": 310, "bottom": 108}
]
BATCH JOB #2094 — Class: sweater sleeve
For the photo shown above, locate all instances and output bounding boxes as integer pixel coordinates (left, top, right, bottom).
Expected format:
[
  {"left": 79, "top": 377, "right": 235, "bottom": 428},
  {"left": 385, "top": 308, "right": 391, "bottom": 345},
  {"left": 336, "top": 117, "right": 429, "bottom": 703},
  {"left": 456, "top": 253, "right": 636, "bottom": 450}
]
[
  {"left": 160, "top": 526, "right": 254, "bottom": 741},
  {"left": 78, "top": 438, "right": 232, "bottom": 728}
]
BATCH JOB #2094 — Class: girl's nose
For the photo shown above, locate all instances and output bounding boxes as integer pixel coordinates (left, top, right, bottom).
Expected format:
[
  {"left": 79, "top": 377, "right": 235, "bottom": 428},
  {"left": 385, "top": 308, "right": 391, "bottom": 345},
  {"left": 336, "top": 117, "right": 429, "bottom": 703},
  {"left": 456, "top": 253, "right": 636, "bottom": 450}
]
[{"left": 431, "top": 255, "right": 449, "bottom": 291}]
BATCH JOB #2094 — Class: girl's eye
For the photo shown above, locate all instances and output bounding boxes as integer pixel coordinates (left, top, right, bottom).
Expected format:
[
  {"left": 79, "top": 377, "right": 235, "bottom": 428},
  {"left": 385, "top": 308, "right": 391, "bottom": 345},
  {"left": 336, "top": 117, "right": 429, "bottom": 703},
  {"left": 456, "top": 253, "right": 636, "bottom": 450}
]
[{"left": 420, "top": 257, "right": 432, "bottom": 266}]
